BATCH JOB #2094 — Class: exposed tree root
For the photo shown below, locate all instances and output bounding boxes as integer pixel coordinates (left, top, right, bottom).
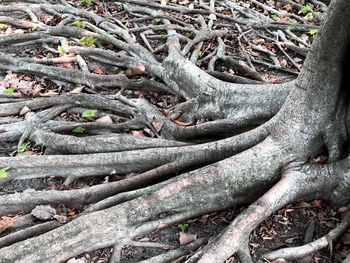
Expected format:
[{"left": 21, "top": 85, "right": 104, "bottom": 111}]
[{"left": 263, "top": 211, "right": 350, "bottom": 261}]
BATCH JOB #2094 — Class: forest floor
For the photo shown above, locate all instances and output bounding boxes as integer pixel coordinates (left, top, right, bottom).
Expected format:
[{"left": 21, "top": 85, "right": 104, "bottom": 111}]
[{"left": 0, "top": 0, "right": 349, "bottom": 262}]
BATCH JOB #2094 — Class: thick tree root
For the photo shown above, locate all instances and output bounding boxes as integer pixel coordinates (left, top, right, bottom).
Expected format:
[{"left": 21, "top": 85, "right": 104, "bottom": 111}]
[
  {"left": 0, "top": 138, "right": 287, "bottom": 262},
  {"left": 263, "top": 211, "right": 350, "bottom": 261}
]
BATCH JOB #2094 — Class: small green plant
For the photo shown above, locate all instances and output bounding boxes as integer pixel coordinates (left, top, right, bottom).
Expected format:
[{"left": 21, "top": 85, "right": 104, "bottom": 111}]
[
  {"left": 79, "top": 36, "right": 97, "bottom": 46},
  {"left": 197, "top": 50, "right": 202, "bottom": 56},
  {"left": 300, "top": 4, "right": 318, "bottom": 22},
  {"left": 152, "top": 17, "right": 161, "bottom": 24},
  {"left": 3, "top": 87, "right": 16, "bottom": 93},
  {"left": 58, "top": 45, "right": 64, "bottom": 55},
  {"left": 11, "top": 142, "right": 30, "bottom": 156},
  {"left": 72, "top": 126, "right": 85, "bottom": 133},
  {"left": 178, "top": 223, "right": 188, "bottom": 232},
  {"left": 72, "top": 20, "right": 87, "bottom": 29},
  {"left": 0, "top": 166, "right": 10, "bottom": 179},
  {"left": 73, "top": 21, "right": 96, "bottom": 32},
  {"left": 289, "top": 19, "right": 299, "bottom": 28},
  {"left": 105, "top": 30, "right": 116, "bottom": 35},
  {"left": 308, "top": 28, "right": 318, "bottom": 35},
  {"left": 79, "top": 0, "right": 93, "bottom": 5},
  {"left": 160, "top": 34, "right": 167, "bottom": 39},
  {"left": 300, "top": 4, "right": 314, "bottom": 14},
  {"left": 270, "top": 12, "right": 278, "bottom": 19},
  {"left": 111, "top": 66, "right": 119, "bottom": 73},
  {"left": 0, "top": 23, "right": 6, "bottom": 28},
  {"left": 82, "top": 109, "right": 98, "bottom": 118}
]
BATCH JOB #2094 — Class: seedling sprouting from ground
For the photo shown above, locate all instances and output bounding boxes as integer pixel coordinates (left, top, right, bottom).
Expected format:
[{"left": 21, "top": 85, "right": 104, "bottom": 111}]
[
  {"left": 11, "top": 142, "right": 30, "bottom": 156},
  {"left": 0, "top": 167, "right": 10, "bottom": 179},
  {"left": 72, "top": 126, "right": 85, "bottom": 133},
  {"left": 300, "top": 4, "right": 319, "bottom": 22},
  {"left": 3, "top": 87, "right": 16, "bottom": 93},
  {"left": 178, "top": 223, "right": 189, "bottom": 232},
  {"left": 82, "top": 109, "right": 98, "bottom": 118},
  {"left": 79, "top": 36, "right": 97, "bottom": 46}
]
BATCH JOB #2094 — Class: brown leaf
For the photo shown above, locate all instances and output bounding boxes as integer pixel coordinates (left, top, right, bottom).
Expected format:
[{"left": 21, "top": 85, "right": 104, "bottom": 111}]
[
  {"left": 152, "top": 121, "right": 163, "bottom": 132},
  {"left": 157, "top": 223, "right": 169, "bottom": 229},
  {"left": 285, "top": 236, "right": 299, "bottom": 243},
  {"left": 53, "top": 214, "right": 67, "bottom": 224},
  {"left": 40, "top": 90, "right": 59, "bottom": 97},
  {"left": 173, "top": 119, "right": 191, "bottom": 126},
  {"left": 0, "top": 216, "right": 18, "bottom": 235},
  {"left": 19, "top": 106, "right": 31, "bottom": 116},
  {"left": 138, "top": 237, "right": 151, "bottom": 242},
  {"left": 131, "top": 130, "right": 145, "bottom": 136},
  {"left": 208, "top": 13, "right": 217, "bottom": 20},
  {"left": 17, "top": 150, "right": 38, "bottom": 156},
  {"left": 313, "top": 200, "right": 322, "bottom": 207},
  {"left": 93, "top": 66, "right": 103, "bottom": 75},
  {"left": 125, "top": 64, "right": 147, "bottom": 76},
  {"left": 71, "top": 86, "right": 85, "bottom": 93},
  {"left": 284, "top": 4, "right": 292, "bottom": 11},
  {"left": 95, "top": 116, "right": 113, "bottom": 123},
  {"left": 31, "top": 205, "right": 56, "bottom": 220},
  {"left": 179, "top": 232, "right": 197, "bottom": 245}
]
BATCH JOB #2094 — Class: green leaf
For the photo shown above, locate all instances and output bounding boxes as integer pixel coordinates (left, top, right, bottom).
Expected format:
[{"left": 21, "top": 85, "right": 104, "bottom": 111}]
[
  {"left": 178, "top": 223, "right": 189, "bottom": 232},
  {"left": 308, "top": 29, "right": 318, "bottom": 35},
  {"left": 3, "top": 87, "right": 16, "bottom": 93},
  {"left": 289, "top": 19, "right": 299, "bottom": 28},
  {"left": 72, "top": 20, "right": 86, "bottom": 29},
  {"left": 72, "top": 126, "right": 85, "bottom": 133},
  {"left": 301, "top": 4, "right": 314, "bottom": 14},
  {"left": 270, "top": 12, "right": 277, "bottom": 19},
  {"left": 82, "top": 109, "right": 98, "bottom": 118},
  {"left": 197, "top": 50, "right": 202, "bottom": 56},
  {"left": 58, "top": 45, "right": 64, "bottom": 55},
  {"left": 79, "top": 36, "right": 97, "bottom": 46},
  {"left": 152, "top": 18, "right": 161, "bottom": 24},
  {"left": 0, "top": 23, "right": 6, "bottom": 28},
  {"left": 105, "top": 30, "right": 116, "bottom": 35},
  {"left": 18, "top": 142, "right": 30, "bottom": 153},
  {"left": 0, "top": 166, "right": 10, "bottom": 178},
  {"left": 11, "top": 142, "right": 30, "bottom": 156},
  {"left": 111, "top": 66, "right": 119, "bottom": 72}
]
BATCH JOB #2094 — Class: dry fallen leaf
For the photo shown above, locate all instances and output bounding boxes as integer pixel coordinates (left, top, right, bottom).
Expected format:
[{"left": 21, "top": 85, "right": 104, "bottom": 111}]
[
  {"left": 173, "top": 119, "right": 191, "bottom": 126},
  {"left": 157, "top": 223, "right": 169, "bottom": 229},
  {"left": 53, "top": 214, "right": 67, "bottom": 224},
  {"left": 93, "top": 66, "right": 103, "bottom": 75},
  {"left": 19, "top": 106, "right": 31, "bottom": 116},
  {"left": 125, "top": 64, "right": 147, "bottom": 76},
  {"left": 0, "top": 216, "right": 18, "bottom": 235},
  {"left": 131, "top": 130, "right": 145, "bottom": 136},
  {"left": 95, "top": 116, "right": 113, "bottom": 123},
  {"left": 71, "top": 86, "right": 85, "bottom": 93},
  {"left": 208, "top": 13, "right": 217, "bottom": 20},
  {"left": 179, "top": 232, "right": 197, "bottom": 245},
  {"left": 152, "top": 121, "right": 163, "bottom": 132},
  {"left": 31, "top": 205, "right": 57, "bottom": 220},
  {"left": 138, "top": 237, "right": 151, "bottom": 242},
  {"left": 40, "top": 90, "right": 59, "bottom": 97}
]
